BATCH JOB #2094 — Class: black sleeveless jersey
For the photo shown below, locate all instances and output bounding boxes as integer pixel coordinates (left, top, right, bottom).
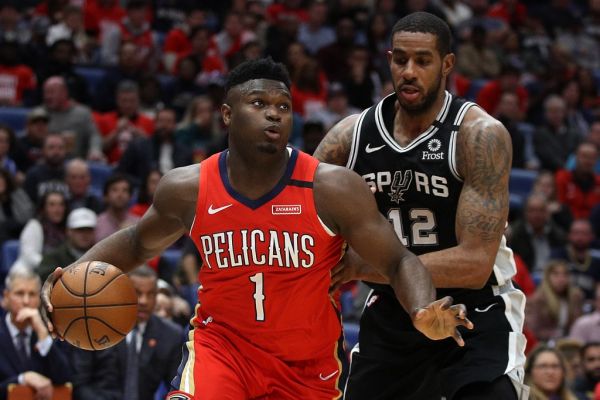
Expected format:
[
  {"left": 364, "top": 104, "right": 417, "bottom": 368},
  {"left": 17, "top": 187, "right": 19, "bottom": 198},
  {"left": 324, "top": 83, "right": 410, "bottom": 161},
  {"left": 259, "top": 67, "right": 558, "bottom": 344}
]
[{"left": 348, "top": 91, "right": 488, "bottom": 299}]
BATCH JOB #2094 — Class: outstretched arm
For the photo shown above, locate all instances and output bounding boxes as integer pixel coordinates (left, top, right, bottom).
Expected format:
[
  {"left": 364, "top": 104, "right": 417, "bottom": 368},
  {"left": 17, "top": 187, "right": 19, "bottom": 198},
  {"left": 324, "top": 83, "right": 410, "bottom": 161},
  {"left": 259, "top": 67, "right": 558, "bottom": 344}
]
[
  {"left": 41, "top": 165, "right": 199, "bottom": 330},
  {"left": 314, "top": 164, "right": 472, "bottom": 344}
]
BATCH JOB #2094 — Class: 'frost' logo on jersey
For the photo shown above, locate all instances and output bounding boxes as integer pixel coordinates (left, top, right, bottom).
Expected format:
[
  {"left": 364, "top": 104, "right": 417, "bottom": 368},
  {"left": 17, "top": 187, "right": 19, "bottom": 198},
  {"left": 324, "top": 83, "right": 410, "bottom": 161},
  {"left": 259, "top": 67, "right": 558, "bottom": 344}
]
[
  {"left": 272, "top": 205, "right": 301, "bottom": 215},
  {"left": 422, "top": 138, "right": 444, "bottom": 161},
  {"left": 389, "top": 170, "right": 412, "bottom": 203}
]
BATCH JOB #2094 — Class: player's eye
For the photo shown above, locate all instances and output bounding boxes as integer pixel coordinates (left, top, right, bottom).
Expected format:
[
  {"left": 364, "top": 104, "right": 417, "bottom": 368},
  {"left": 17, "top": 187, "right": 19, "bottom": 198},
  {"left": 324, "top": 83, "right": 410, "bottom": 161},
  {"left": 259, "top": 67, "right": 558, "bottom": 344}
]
[
  {"left": 279, "top": 103, "right": 290, "bottom": 111},
  {"left": 251, "top": 99, "right": 264, "bottom": 107}
]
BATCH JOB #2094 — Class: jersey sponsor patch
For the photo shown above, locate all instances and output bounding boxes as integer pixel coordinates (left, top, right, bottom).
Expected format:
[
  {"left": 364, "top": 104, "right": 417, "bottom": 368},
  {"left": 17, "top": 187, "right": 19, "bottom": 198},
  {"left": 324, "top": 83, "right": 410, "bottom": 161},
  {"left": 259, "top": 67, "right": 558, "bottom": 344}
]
[
  {"left": 422, "top": 138, "right": 444, "bottom": 161},
  {"left": 166, "top": 391, "right": 193, "bottom": 400},
  {"left": 272, "top": 205, "right": 301, "bottom": 215}
]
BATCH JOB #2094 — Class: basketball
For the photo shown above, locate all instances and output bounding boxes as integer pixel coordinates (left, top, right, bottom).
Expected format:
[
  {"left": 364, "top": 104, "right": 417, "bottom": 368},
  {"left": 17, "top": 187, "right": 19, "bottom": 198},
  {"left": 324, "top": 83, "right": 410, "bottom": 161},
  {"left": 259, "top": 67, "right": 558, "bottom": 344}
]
[{"left": 50, "top": 261, "right": 138, "bottom": 351}]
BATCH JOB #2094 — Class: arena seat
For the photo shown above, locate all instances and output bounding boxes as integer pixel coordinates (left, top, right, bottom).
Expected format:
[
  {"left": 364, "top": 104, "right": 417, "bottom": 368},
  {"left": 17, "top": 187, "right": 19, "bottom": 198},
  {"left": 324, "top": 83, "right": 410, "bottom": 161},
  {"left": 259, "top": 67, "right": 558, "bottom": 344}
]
[
  {"left": 0, "top": 107, "right": 30, "bottom": 132},
  {"left": 74, "top": 66, "right": 107, "bottom": 97},
  {"left": 0, "top": 240, "right": 20, "bottom": 290},
  {"left": 87, "top": 162, "right": 114, "bottom": 195},
  {"left": 509, "top": 168, "right": 538, "bottom": 208},
  {"left": 160, "top": 248, "right": 182, "bottom": 282},
  {"left": 343, "top": 322, "right": 360, "bottom": 351}
]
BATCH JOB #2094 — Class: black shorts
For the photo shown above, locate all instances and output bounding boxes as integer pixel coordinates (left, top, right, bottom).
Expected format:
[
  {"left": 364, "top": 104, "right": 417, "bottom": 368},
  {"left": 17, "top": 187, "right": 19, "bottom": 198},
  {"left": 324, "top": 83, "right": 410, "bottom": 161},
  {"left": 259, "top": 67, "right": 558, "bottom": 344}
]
[{"left": 343, "top": 286, "right": 526, "bottom": 400}]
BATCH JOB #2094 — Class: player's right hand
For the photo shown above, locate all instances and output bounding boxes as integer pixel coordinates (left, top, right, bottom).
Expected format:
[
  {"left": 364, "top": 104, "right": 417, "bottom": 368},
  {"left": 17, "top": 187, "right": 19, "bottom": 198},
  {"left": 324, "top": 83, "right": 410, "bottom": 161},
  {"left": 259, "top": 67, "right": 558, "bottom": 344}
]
[
  {"left": 40, "top": 267, "right": 64, "bottom": 339},
  {"left": 411, "top": 296, "right": 474, "bottom": 346}
]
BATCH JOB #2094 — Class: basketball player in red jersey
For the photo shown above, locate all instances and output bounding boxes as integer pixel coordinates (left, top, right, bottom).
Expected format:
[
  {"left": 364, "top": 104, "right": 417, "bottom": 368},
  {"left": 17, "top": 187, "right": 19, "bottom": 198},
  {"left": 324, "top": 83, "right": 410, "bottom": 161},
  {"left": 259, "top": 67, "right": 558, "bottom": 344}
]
[{"left": 41, "top": 58, "right": 472, "bottom": 400}]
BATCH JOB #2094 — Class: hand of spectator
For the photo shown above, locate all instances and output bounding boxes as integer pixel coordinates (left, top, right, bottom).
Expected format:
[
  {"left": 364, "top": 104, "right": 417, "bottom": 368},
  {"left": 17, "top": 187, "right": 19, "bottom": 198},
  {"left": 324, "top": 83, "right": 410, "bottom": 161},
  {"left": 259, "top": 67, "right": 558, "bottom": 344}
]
[
  {"left": 15, "top": 307, "right": 48, "bottom": 341},
  {"left": 22, "top": 371, "right": 53, "bottom": 400},
  {"left": 40, "top": 267, "right": 64, "bottom": 339},
  {"left": 411, "top": 296, "right": 473, "bottom": 347}
]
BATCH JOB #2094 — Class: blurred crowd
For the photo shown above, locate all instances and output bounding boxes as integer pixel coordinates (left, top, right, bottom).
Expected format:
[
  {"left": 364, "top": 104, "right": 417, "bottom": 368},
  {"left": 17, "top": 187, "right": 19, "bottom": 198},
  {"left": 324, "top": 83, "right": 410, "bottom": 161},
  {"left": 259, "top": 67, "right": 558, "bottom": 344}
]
[{"left": 2, "top": 0, "right": 600, "bottom": 399}]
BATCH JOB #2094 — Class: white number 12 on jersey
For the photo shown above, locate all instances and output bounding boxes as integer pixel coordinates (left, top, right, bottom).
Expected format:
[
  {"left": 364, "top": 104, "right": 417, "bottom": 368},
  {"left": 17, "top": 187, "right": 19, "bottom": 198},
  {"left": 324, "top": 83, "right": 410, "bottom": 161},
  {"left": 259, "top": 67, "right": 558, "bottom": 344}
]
[
  {"left": 249, "top": 272, "right": 266, "bottom": 321},
  {"left": 388, "top": 208, "right": 438, "bottom": 246}
]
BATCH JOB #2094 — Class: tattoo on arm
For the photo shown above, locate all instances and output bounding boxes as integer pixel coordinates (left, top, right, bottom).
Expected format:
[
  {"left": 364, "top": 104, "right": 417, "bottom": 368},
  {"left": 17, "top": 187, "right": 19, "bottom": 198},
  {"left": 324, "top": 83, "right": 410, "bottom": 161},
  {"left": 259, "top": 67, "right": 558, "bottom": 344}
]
[
  {"left": 456, "top": 120, "right": 511, "bottom": 242},
  {"left": 312, "top": 116, "right": 357, "bottom": 165}
]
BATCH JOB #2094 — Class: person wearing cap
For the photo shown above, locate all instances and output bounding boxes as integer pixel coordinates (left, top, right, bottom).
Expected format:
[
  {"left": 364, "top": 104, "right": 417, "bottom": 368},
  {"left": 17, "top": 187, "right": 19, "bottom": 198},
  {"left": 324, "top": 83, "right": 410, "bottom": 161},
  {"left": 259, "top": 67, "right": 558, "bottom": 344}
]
[
  {"left": 37, "top": 208, "right": 97, "bottom": 282},
  {"left": 12, "top": 107, "right": 49, "bottom": 175}
]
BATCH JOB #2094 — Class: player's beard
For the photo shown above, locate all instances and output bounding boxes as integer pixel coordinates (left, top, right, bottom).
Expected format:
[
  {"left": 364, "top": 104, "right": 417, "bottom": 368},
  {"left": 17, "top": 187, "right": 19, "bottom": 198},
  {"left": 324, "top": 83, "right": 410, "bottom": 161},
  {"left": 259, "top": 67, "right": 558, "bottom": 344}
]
[{"left": 396, "top": 68, "right": 443, "bottom": 115}]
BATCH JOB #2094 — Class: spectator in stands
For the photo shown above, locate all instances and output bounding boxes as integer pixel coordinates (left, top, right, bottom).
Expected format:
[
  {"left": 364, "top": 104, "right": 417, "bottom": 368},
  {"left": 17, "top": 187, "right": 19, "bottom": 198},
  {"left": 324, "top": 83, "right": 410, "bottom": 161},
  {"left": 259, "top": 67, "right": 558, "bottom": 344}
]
[
  {"left": 36, "top": 38, "right": 91, "bottom": 105},
  {"left": 508, "top": 193, "right": 567, "bottom": 276},
  {"left": 212, "top": 11, "right": 256, "bottom": 65},
  {"left": 69, "top": 346, "right": 121, "bottom": 400},
  {"left": 0, "top": 3, "right": 31, "bottom": 47},
  {"left": 64, "top": 158, "right": 103, "bottom": 213},
  {"left": 557, "top": 15, "right": 600, "bottom": 72},
  {"left": 525, "top": 345, "right": 578, "bottom": 400},
  {"left": 476, "top": 62, "right": 529, "bottom": 117},
  {"left": 534, "top": 95, "right": 583, "bottom": 172},
  {"left": 552, "top": 219, "right": 600, "bottom": 304},
  {"left": 95, "top": 80, "right": 154, "bottom": 165},
  {"left": 0, "top": 267, "right": 72, "bottom": 400},
  {"left": 555, "top": 141, "right": 600, "bottom": 219},
  {"left": 43, "top": 76, "right": 103, "bottom": 161},
  {"left": 555, "top": 338, "right": 584, "bottom": 389},
  {"left": 561, "top": 80, "right": 591, "bottom": 140},
  {"left": 342, "top": 45, "right": 382, "bottom": 110},
  {"left": 174, "top": 25, "right": 226, "bottom": 86},
  {"left": 297, "top": 0, "right": 335, "bottom": 56},
  {"left": 175, "top": 96, "right": 221, "bottom": 163},
  {"left": 45, "top": 5, "right": 90, "bottom": 63},
  {"left": 575, "top": 68, "right": 600, "bottom": 122},
  {"left": 306, "top": 82, "right": 360, "bottom": 132},
  {"left": 116, "top": 265, "right": 184, "bottom": 400},
  {"left": 129, "top": 169, "right": 161, "bottom": 217},
  {"left": 11, "top": 190, "right": 67, "bottom": 271},
  {"left": 495, "top": 92, "right": 533, "bottom": 169},
  {"left": 570, "top": 283, "right": 600, "bottom": 343},
  {"left": 95, "top": 41, "right": 144, "bottom": 112},
  {"left": 532, "top": 171, "right": 573, "bottom": 232},
  {"left": 366, "top": 12, "right": 392, "bottom": 82},
  {"left": 155, "top": 282, "right": 191, "bottom": 328},
  {"left": 38, "top": 207, "right": 97, "bottom": 282},
  {"left": 82, "top": 0, "right": 125, "bottom": 39},
  {"left": 0, "top": 125, "right": 17, "bottom": 179},
  {"left": 169, "top": 56, "right": 207, "bottom": 117},
  {"left": 101, "top": 0, "right": 157, "bottom": 71},
  {"left": 117, "top": 108, "right": 193, "bottom": 180},
  {"left": 526, "top": 260, "right": 584, "bottom": 342},
  {"left": 11, "top": 107, "right": 49, "bottom": 176},
  {"left": 317, "top": 17, "right": 357, "bottom": 81},
  {"left": 573, "top": 342, "right": 600, "bottom": 400},
  {"left": 22, "top": 133, "right": 68, "bottom": 204},
  {"left": 455, "top": 24, "right": 501, "bottom": 80},
  {"left": 290, "top": 56, "right": 327, "bottom": 117},
  {"left": 566, "top": 121, "right": 600, "bottom": 174},
  {"left": 162, "top": 6, "right": 207, "bottom": 72},
  {"left": 138, "top": 75, "right": 164, "bottom": 119},
  {"left": 95, "top": 173, "right": 138, "bottom": 242},
  {"left": 0, "top": 168, "right": 33, "bottom": 245},
  {"left": 0, "top": 39, "right": 36, "bottom": 106}
]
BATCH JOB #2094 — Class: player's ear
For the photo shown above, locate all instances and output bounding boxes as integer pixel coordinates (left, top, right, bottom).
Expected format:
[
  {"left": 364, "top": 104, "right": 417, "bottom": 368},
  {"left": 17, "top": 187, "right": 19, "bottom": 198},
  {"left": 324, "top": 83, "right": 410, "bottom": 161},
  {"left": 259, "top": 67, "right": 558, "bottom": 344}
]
[
  {"left": 221, "top": 103, "right": 232, "bottom": 126},
  {"left": 442, "top": 53, "right": 455, "bottom": 77}
]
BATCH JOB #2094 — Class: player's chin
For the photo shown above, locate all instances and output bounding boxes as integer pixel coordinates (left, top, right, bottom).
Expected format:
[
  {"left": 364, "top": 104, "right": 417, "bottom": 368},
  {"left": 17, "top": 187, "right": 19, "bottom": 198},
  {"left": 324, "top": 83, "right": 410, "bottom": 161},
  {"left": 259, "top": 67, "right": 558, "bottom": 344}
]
[{"left": 257, "top": 142, "right": 281, "bottom": 154}]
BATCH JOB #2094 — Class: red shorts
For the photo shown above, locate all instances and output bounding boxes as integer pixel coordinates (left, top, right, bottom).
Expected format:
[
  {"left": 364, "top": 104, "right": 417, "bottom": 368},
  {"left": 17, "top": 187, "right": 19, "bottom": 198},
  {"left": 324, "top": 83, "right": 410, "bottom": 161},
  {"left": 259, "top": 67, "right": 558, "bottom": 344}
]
[{"left": 168, "top": 323, "right": 343, "bottom": 400}]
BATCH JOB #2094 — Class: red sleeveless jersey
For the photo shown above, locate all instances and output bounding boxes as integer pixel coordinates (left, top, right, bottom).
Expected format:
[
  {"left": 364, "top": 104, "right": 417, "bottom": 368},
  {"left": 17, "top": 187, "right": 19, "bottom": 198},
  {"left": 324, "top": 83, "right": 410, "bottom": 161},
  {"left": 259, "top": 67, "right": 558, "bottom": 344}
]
[{"left": 189, "top": 148, "right": 345, "bottom": 362}]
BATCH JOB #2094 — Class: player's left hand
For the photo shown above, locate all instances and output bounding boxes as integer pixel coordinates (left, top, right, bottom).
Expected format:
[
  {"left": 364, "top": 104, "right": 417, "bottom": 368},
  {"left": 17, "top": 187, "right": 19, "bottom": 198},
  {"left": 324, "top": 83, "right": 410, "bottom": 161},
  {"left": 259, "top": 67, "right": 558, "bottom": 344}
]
[{"left": 411, "top": 296, "right": 474, "bottom": 346}]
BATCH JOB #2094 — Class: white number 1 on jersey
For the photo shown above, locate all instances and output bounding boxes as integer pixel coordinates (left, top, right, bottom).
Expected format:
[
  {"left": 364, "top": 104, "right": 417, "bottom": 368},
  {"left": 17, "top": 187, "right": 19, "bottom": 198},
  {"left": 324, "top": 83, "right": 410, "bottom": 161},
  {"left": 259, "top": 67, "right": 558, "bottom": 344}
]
[{"left": 249, "top": 272, "right": 266, "bottom": 321}]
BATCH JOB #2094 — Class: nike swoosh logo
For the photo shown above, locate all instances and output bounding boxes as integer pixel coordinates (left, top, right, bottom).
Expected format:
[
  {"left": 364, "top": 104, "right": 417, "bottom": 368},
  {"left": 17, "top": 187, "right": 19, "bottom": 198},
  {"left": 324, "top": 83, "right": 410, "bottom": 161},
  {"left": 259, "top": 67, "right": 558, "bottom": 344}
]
[
  {"left": 319, "top": 370, "right": 339, "bottom": 381},
  {"left": 365, "top": 143, "right": 386, "bottom": 153},
  {"left": 474, "top": 303, "right": 497, "bottom": 313},
  {"left": 208, "top": 204, "right": 233, "bottom": 215}
]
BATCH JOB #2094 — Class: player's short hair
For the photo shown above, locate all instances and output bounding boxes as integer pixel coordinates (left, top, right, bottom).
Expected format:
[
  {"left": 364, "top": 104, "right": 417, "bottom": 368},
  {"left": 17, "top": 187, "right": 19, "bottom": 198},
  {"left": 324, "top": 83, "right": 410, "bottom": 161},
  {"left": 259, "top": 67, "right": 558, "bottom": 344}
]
[
  {"left": 391, "top": 12, "right": 452, "bottom": 56},
  {"left": 225, "top": 57, "right": 291, "bottom": 94}
]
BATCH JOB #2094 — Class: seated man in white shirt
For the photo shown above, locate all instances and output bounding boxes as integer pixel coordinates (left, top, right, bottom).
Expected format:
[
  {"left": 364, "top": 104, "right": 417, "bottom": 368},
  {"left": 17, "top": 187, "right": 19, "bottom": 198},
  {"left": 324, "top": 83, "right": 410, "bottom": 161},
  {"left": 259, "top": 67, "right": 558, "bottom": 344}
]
[{"left": 0, "top": 267, "right": 72, "bottom": 400}]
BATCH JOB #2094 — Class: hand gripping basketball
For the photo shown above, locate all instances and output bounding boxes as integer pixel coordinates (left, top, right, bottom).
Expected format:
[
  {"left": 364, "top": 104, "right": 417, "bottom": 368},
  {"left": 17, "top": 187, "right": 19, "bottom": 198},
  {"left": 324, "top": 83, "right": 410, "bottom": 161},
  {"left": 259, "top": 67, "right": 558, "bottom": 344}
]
[
  {"left": 41, "top": 262, "right": 138, "bottom": 350},
  {"left": 411, "top": 296, "right": 474, "bottom": 346}
]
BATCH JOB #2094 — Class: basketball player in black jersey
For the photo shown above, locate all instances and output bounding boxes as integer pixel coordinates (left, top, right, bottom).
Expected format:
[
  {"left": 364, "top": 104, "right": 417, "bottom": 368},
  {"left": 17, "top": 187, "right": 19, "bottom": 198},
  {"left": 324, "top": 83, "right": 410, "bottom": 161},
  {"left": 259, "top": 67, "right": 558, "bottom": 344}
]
[{"left": 314, "top": 12, "right": 527, "bottom": 400}]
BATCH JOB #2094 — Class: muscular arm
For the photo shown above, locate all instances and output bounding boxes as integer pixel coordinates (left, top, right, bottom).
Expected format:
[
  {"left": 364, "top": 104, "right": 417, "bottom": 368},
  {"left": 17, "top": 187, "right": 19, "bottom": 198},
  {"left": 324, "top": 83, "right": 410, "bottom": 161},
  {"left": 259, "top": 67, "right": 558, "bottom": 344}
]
[
  {"left": 65, "top": 165, "right": 199, "bottom": 273},
  {"left": 314, "top": 164, "right": 435, "bottom": 313},
  {"left": 420, "top": 109, "right": 511, "bottom": 288},
  {"left": 312, "top": 114, "right": 358, "bottom": 166}
]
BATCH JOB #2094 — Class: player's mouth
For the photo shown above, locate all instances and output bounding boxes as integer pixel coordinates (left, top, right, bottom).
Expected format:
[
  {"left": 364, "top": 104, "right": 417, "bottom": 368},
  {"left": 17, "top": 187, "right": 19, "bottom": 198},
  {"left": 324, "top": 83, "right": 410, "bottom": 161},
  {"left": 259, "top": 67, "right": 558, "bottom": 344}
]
[
  {"left": 264, "top": 125, "right": 281, "bottom": 140},
  {"left": 399, "top": 85, "right": 420, "bottom": 102}
]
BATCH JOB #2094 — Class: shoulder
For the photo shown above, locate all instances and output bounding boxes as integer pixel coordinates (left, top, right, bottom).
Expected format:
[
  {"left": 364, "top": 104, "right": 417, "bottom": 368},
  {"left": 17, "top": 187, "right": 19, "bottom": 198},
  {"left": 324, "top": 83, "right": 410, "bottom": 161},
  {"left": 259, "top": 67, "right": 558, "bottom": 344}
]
[
  {"left": 153, "top": 164, "right": 199, "bottom": 217},
  {"left": 313, "top": 113, "right": 361, "bottom": 164},
  {"left": 459, "top": 106, "right": 509, "bottom": 139}
]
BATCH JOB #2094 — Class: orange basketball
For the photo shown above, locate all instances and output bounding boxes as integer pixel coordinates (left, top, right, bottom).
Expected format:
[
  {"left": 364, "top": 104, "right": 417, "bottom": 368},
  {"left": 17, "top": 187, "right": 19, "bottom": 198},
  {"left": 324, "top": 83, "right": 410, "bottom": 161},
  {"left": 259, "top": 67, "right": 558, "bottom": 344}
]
[{"left": 50, "top": 261, "right": 138, "bottom": 350}]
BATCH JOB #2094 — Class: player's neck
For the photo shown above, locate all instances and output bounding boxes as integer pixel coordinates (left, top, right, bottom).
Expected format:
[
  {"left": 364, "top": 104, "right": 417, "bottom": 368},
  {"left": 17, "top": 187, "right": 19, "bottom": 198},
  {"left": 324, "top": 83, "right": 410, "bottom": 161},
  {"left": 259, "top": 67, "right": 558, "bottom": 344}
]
[
  {"left": 226, "top": 149, "right": 289, "bottom": 200},
  {"left": 394, "top": 91, "right": 447, "bottom": 143}
]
